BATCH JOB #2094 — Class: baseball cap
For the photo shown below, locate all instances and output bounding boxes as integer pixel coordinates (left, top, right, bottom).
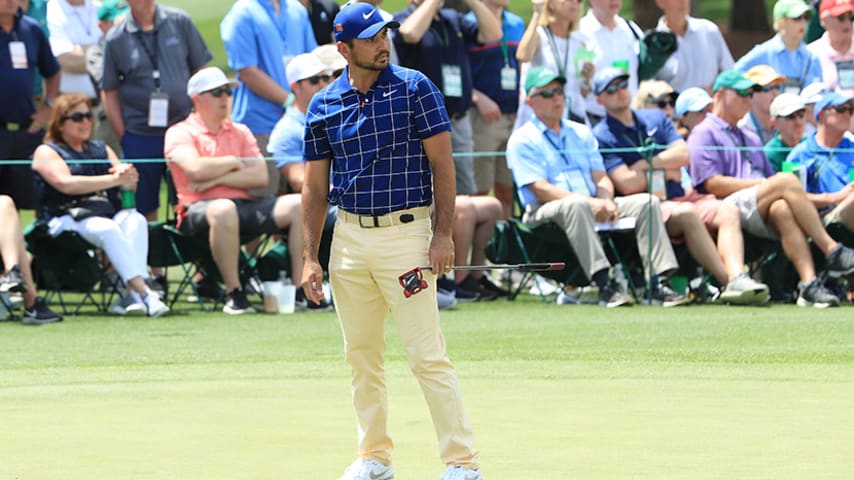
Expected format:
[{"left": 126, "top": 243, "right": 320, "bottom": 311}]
[
  {"left": 313, "top": 44, "right": 347, "bottom": 73},
  {"left": 333, "top": 3, "right": 399, "bottom": 42},
  {"left": 744, "top": 64, "right": 786, "bottom": 86},
  {"left": 593, "top": 67, "right": 630, "bottom": 95},
  {"left": 187, "top": 67, "right": 238, "bottom": 96},
  {"left": 814, "top": 91, "right": 854, "bottom": 119},
  {"left": 800, "top": 81, "right": 831, "bottom": 104},
  {"left": 286, "top": 53, "right": 328, "bottom": 87},
  {"left": 525, "top": 66, "right": 566, "bottom": 95},
  {"left": 820, "top": 0, "right": 854, "bottom": 17},
  {"left": 713, "top": 70, "right": 757, "bottom": 93},
  {"left": 773, "top": 0, "right": 813, "bottom": 20},
  {"left": 97, "top": 0, "right": 128, "bottom": 21},
  {"left": 675, "top": 87, "right": 713, "bottom": 118},
  {"left": 770, "top": 93, "right": 807, "bottom": 117}
]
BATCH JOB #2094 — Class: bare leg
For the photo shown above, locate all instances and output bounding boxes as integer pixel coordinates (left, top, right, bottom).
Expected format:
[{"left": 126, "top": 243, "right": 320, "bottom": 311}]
[
  {"left": 273, "top": 193, "right": 303, "bottom": 284},
  {"left": 765, "top": 199, "right": 816, "bottom": 283},
  {"left": 709, "top": 202, "right": 746, "bottom": 281},
  {"left": 452, "top": 196, "right": 475, "bottom": 283},
  {"left": 206, "top": 199, "right": 242, "bottom": 292},
  {"left": 665, "top": 203, "right": 728, "bottom": 284},
  {"left": 493, "top": 183, "right": 514, "bottom": 220}
]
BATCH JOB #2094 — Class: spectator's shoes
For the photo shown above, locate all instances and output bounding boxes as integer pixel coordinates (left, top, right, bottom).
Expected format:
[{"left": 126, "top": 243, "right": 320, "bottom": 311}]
[
  {"left": 480, "top": 275, "right": 510, "bottom": 298},
  {"left": 110, "top": 294, "right": 146, "bottom": 316},
  {"left": 295, "top": 287, "right": 333, "bottom": 312},
  {"left": 223, "top": 288, "right": 256, "bottom": 315},
  {"left": 825, "top": 244, "right": 854, "bottom": 279},
  {"left": 719, "top": 274, "right": 770, "bottom": 305},
  {"left": 598, "top": 277, "right": 633, "bottom": 308},
  {"left": 146, "top": 274, "right": 168, "bottom": 300},
  {"left": 187, "top": 277, "right": 225, "bottom": 302},
  {"left": 338, "top": 458, "right": 394, "bottom": 480},
  {"left": 438, "top": 275, "right": 479, "bottom": 302},
  {"left": 459, "top": 275, "right": 497, "bottom": 301},
  {"left": 0, "top": 265, "right": 27, "bottom": 294},
  {"left": 22, "top": 297, "right": 63, "bottom": 325},
  {"left": 797, "top": 280, "right": 840, "bottom": 308},
  {"left": 652, "top": 282, "right": 691, "bottom": 307},
  {"left": 144, "top": 293, "right": 170, "bottom": 318},
  {"left": 441, "top": 465, "right": 483, "bottom": 480},
  {"left": 437, "top": 288, "right": 457, "bottom": 310}
]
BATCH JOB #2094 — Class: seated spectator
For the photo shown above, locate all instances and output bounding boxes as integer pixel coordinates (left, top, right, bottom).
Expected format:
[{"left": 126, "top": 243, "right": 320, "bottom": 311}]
[
  {"left": 688, "top": 70, "right": 854, "bottom": 307},
  {"left": 632, "top": 79, "right": 677, "bottom": 122},
  {"left": 807, "top": 0, "right": 854, "bottom": 95},
  {"left": 787, "top": 92, "right": 854, "bottom": 229},
  {"left": 312, "top": 43, "right": 347, "bottom": 79},
  {"left": 739, "top": 65, "right": 786, "bottom": 144},
  {"left": 593, "top": 68, "right": 770, "bottom": 304},
  {"left": 507, "top": 66, "right": 686, "bottom": 308},
  {"left": 800, "top": 80, "right": 830, "bottom": 134},
  {"left": 31, "top": 93, "right": 168, "bottom": 317},
  {"left": 735, "top": 0, "right": 823, "bottom": 94},
  {"left": 0, "top": 194, "right": 62, "bottom": 324},
  {"left": 674, "top": 87, "right": 712, "bottom": 137},
  {"left": 765, "top": 93, "right": 808, "bottom": 172},
  {"left": 164, "top": 68, "right": 327, "bottom": 314}
]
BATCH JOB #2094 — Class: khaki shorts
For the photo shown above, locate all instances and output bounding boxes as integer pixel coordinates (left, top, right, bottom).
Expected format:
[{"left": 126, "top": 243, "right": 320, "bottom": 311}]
[
  {"left": 469, "top": 108, "right": 514, "bottom": 194},
  {"left": 723, "top": 185, "right": 778, "bottom": 239}
]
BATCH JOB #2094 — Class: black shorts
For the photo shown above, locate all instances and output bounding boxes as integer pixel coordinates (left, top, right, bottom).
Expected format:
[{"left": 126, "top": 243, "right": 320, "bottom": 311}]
[{"left": 180, "top": 197, "right": 280, "bottom": 239}]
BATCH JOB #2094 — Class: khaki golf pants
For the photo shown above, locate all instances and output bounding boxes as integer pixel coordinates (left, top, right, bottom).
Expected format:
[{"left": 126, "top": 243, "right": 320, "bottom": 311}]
[{"left": 329, "top": 211, "right": 479, "bottom": 469}]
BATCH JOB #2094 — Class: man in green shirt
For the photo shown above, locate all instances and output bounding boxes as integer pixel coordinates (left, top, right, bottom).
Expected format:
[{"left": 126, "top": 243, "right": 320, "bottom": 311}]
[{"left": 765, "top": 92, "right": 808, "bottom": 172}]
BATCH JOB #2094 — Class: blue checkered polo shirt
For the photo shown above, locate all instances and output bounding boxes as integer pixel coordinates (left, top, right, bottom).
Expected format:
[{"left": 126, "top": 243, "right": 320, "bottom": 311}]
[{"left": 304, "top": 63, "right": 451, "bottom": 215}]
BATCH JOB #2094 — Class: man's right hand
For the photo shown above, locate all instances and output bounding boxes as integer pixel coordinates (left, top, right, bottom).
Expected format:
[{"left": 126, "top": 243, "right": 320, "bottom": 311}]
[
  {"left": 301, "top": 259, "right": 325, "bottom": 305},
  {"left": 589, "top": 197, "right": 617, "bottom": 223}
]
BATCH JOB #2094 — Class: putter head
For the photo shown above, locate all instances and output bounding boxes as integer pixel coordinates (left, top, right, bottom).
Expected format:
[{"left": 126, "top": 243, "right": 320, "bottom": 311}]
[{"left": 398, "top": 267, "right": 428, "bottom": 298}]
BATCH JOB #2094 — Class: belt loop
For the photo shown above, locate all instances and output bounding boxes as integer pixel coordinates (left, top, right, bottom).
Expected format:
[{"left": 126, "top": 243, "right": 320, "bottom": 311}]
[{"left": 373, "top": 215, "right": 379, "bottom": 228}]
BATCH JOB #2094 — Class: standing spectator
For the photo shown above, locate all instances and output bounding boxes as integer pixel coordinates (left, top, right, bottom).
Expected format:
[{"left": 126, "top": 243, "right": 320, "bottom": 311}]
[
  {"left": 393, "top": 0, "right": 501, "bottom": 195},
  {"left": 515, "top": 0, "right": 594, "bottom": 127},
  {"left": 807, "top": 0, "right": 854, "bottom": 96},
  {"left": 735, "top": 0, "right": 823, "bottom": 94},
  {"left": 85, "top": 0, "right": 127, "bottom": 155},
  {"left": 21, "top": 0, "right": 49, "bottom": 103},
  {"left": 653, "top": 0, "right": 734, "bottom": 92},
  {"left": 301, "top": 5, "right": 483, "bottom": 478},
  {"left": 221, "top": 0, "right": 317, "bottom": 198},
  {"left": 579, "top": 0, "right": 641, "bottom": 123},
  {"left": 165, "top": 67, "right": 319, "bottom": 314},
  {"left": 765, "top": 93, "right": 808, "bottom": 172},
  {"left": 739, "top": 64, "right": 787, "bottom": 145},
  {"left": 674, "top": 87, "right": 712, "bottom": 137},
  {"left": 467, "top": 0, "right": 525, "bottom": 218},
  {"left": 101, "top": 0, "right": 211, "bottom": 224},
  {"left": 46, "top": 0, "right": 100, "bottom": 100},
  {"left": 300, "top": 0, "right": 339, "bottom": 46},
  {"left": 0, "top": 0, "right": 60, "bottom": 210},
  {"left": 688, "top": 70, "right": 854, "bottom": 307}
]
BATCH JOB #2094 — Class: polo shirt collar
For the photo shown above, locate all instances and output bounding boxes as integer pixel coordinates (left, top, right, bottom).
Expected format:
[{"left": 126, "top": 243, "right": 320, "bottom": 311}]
[
  {"left": 329, "top": 65, "right": 395, "bottom": 97},
  {"left": 604, "top": 110, "right": 643, "bottom": 136},
  {"left": 708, "top": 112, "right": 739, "bottom": 133},
  {"left": 768, "top": 34, "right": 788, "bottom": 54},
  {"left": 656, "top": 15, "right": 697, "bottom": 35},
  {"left": 531, "top": 115, "right": 565, "bottom": 139},
  {"left": 125, "top": 5, "right": 166, "bottom": 34},
  {"left": 186, "top": 112, "right": 237, "bottom": 136}
]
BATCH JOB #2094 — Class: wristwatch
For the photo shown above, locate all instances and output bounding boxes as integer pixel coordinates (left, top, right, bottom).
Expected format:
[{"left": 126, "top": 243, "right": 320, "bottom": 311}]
[{"left": 43, "top": 97, "right": 55, "bottom": 108}]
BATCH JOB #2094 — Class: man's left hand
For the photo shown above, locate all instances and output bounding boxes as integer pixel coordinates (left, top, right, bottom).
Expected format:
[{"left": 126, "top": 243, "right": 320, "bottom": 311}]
[
  {"left": 428, "top": 234, "right": 454, "bottom": 275},
  {"left": 28, "top": 105, "right": 51, "bottom": 134}
]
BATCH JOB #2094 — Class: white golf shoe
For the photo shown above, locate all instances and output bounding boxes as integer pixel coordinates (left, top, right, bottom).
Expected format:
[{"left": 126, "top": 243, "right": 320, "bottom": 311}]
[
  {"left": 339, "top": 458, "right": 394, "bottom": 480},
  {"left": 441, "top": 465, "right": 483, "bottom": 480}
]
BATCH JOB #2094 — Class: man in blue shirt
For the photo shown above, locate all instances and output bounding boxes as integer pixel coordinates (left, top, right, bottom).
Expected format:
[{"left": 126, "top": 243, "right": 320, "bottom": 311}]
[
  {"left": 393, "top": 0, "right": 501, "bottom": 195},
  {"left": 507, "top": 66, "right": 682, "bottom": 308},
  {"left": 0, "top": 0, "right": 59, "bottom": 210},
  {"left": 221, "top": 0, "right": 317, "bottom": 196},
  {"left": 301, "top": 5, "right": 483, "bottom": 480},
  {"left": 787, "top": 91, "right": 854, "bottom": 230},
  {"left": 593, "top": 68, "right": 770, "bottom": 305}
]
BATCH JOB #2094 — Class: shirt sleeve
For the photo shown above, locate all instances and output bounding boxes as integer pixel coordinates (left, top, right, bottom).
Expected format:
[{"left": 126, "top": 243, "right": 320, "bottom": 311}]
[
  {"left": 37, "top": 26, "right": 61, "bottom": 79},
  {"left": 163, "top": 122, "right": 195, "bottom": 160},
  {"left": 46, "top": 2, "right": 74, "bottom": 56},
  {"left": 304, "top": 97, "right": 332, "bottom": 161},
  {"left": 412, "top": 74, "right": 451, "bottom": 140},
  {"left": 593, "top": 130, "right": 625, "bottom": 173},
  {"left": 221, "top": 7, "right": 259, "bottom": 72},
  {"left": 237, "top": 123, "right": 263, "bottom": 160},
  {"left": 733, "top": 44, "right": 763, "bottom": 72},
  {"left": 269, "top": 120, "right": 305, "bottom": 168},
  {"left": 100, "top": 35, "right": 120, "bottom": 90},
  {"left": 506, "top": 130, "right": 548, "bottom": 189},
  {"left": 181, "top": 13, "right": 212, "bottom": 71}
]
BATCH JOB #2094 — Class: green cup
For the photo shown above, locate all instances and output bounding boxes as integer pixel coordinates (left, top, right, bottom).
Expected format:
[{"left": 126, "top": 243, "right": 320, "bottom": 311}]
[
  {"left": 612, "top": 60, "right": 630, "bottom": 74},
  {"left": 849, "top": 168, "right": 854, "bottom": 183}
]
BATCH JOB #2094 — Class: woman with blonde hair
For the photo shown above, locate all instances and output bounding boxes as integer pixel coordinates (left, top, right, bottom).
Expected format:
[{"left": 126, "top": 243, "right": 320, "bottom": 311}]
[
  {"left": 31, "top": 93, "right": 168, "bottom": 317},
  {"left": 633, "top": 79, "right": 678, "bottom": 121},
  {"left": 514, "top": 0, "right": 594, "bottom": 128}
]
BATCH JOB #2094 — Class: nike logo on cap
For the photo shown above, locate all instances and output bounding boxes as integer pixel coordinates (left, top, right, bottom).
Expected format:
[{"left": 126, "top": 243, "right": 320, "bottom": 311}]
[{"left": 362, "top": 9, "right": 375, "bottom": 20}]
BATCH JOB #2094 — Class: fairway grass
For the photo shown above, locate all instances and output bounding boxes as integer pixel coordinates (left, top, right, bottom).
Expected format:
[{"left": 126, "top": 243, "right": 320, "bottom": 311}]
[{"left": 2, "top": 301, "right": 853, "bottom": 479}]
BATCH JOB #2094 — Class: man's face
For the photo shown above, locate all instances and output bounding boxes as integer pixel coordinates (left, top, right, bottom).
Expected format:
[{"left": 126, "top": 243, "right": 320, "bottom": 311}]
[
  {"left": 526, "top": 80, "right": 566, "bottom": 124},
  {"left": 596, "top": 76, "right": 631, "bottom": 113},
  {"left": 751, "top": 84, "right": 781, "bottom": 115},
  {"left": 680, "top": 108, "right": 708, "bottom": 131},
  {"left": 821, "top": 10, "right": 853, "bottom": 40},
  {"left": 341, "top": 28, "right": 391, "bottom": 72},
  {"left": 774, "top": 108, "right": 806, "bottom": 141},
  {"left": 654, "top": 0, "right": 689, "bottom": 17},
  {"left": 194, "top": 85, "right": 231, "bottom": 122},
  {"left": 718, "top": 87, "right": 754, "bottom": 119},
  {"left": 820, "top": 101, "right": 854, "bottom": 134},
  {"left": 125, "top": 0, "right": 155, "bottom": 13},
  {"left": 588, "top": 0, "right": 622, "bottom": 17},
  {"left": 293, "top": 71, "right": 331, "bottom": 104},
  {"left": 0, "top": 0, "right": 20, "bottom": 16}
]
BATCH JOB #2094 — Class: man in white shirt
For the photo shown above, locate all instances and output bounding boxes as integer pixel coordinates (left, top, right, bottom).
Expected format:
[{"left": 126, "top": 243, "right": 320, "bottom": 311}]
[
  {"left": 578, "top": 0, "right": 641, "bottom": 122},
  {"left": 46, "top": 0, "right": 100, "bottom": 99}
]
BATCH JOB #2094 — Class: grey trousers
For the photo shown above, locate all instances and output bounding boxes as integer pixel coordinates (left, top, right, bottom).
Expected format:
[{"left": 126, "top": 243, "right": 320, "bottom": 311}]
[
  {"left": 525, "top": 193, "right": 678, "bottom": 280},
  {"left": 450, "top": 114, "right": 476, "bottom": 195}
]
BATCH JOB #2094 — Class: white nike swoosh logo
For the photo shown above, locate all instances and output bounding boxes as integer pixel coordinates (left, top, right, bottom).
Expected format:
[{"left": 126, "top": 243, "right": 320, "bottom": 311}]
[
  {"left": 647, "top": 127, "right": 658, "bottom": 137},
  {"left": 362, "top": 10, "right": 374, "bottom": 19},
  {"left": 382, "top": 90, "right": 396, "bottom": 97}
]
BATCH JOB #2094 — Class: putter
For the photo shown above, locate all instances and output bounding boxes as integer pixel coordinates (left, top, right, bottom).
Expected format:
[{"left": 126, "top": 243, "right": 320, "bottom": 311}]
[{"left": 398, "top": 262, "right": 566, "bottom": 297}]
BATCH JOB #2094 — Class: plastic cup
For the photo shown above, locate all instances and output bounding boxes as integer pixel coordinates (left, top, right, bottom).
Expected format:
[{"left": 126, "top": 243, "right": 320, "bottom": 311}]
[
  {"left": 262, "top": 281, "right": 280, "bottom": 313},
  {"left": 277, "top": 283, "right": 296, "bottom": 314}
]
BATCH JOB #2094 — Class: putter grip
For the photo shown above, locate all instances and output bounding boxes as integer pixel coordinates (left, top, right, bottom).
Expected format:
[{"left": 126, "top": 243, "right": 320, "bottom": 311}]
[{"left": 519, "top": 262, "right": 565, "bottom": 271}]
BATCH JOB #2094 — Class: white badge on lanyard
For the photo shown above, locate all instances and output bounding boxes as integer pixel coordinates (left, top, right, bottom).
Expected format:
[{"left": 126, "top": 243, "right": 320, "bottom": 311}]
[
  {"left": 441, "top": 64, "right": 463, "bottom": 98},
  {"left": 500, "top": 66, "right": 516, "bottom": 91},
  {"left": 9, "top": 41, "right": 28, "bottom": 69},
  {"left": 836, "top": 60, "right": 854, "bottom": 90},
  {"left": 782, "top": 78, "right": 801, "bottom": 95},
  {"left": 148, "top": 91, "right": 169, "bottom": 128}
]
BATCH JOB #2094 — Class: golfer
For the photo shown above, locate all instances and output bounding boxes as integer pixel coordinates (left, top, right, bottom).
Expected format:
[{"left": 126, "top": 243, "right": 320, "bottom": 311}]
[{"left": 300, "top": 3, "right": 482, "bottom": 480}]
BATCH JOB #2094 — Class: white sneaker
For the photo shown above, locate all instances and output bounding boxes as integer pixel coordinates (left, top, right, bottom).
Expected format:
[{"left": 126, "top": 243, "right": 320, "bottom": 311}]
[
  {"left": 145, "top": 294, "right": 170, "bottom": 318},
  {"left": 529, "top": 275, "right": 558, "bottom": 296},
  {"left": 441, "top": 465, "right": 482, "bottom": 480},
  {"left": 339, "top": 458, "right": 394, "bottom": 480},
  {"left": 719, "top": 273, "right": 770, "bottom": 305}
]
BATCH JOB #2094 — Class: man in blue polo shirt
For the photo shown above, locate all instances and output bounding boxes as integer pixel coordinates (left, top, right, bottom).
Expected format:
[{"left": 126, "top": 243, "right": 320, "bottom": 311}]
[
  {"left": 787, "top": 91, "right": 854, "bottom": 230},
  {"left": 0, "top": 0, "right": 59, "bottom": 210},
  {"left": 221, "top": 0, "right": 316, "bottom": 197},
  {"left": 301, "top": 4, "right": 483, "bottom": 480},
  {"left": 393, "top": 0, "right": 501, "bottom": 195},
  {"left": 593, "top": 68, "right": 770, "bottom": 305}
]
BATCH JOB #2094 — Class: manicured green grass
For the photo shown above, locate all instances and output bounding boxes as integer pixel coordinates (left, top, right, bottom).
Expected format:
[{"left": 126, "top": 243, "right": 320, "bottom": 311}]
[{"left": 2, "top": 298, "right": 853, "bottom": 479}]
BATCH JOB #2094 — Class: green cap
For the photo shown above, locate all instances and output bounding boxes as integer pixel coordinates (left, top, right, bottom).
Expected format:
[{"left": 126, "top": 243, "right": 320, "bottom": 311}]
[
  {"left": 713, "top": 70, "right": 758, "bottom": 93},
  {"left": 97, "top": 0, "right": 129, "bottom": 22},
  {"left": 773, "top": 0, "right": 812, "bottom": 20},
  {"left": 524, "top": 66, "right": 566, "bottom": 95}
]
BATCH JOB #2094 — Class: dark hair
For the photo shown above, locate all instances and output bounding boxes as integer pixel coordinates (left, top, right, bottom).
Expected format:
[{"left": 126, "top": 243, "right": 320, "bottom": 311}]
[{"left": 44, "top": 93, "right": 92, "bottom": 143}]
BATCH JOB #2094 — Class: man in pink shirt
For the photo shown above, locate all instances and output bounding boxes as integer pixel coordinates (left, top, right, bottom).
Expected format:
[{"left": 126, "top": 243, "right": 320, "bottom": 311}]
[
  {"left": 808, "top": 0, "right": 854, "bottom": 95},
  {"left": 164, "top": 67, "right": 312, "bottom": 314}
]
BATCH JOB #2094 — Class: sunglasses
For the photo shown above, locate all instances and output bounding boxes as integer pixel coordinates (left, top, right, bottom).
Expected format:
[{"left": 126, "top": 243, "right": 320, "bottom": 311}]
[
  {"left": 303, "top": 74, "right": 331, "bottom": 85},
  {"left": 790, "top": 13, "right": 810, "bottom": 22},
  {"left": 731, "top": 88, "right": 754, "bottom": 98},
  {"left": 836, "top": 12, "right": 854, "bottom": 22},
  {"left": 832, "top": 104, "right": 854, "bottom": 114},
  {"left": 782, "top": 109, "right": 806, "bottom": 120},
  {"left": 754, "top": 84, "right": 781, "bottom": 93},
  {"left": 602, "top": 78, "right": 629, "bottom": 95},
  {"left": 531, "top": 86, "right": 565, "bottom": 99},
  {"left": 657, "top": 99, "right": 675, "bottom": 108},
  {"left": 206, "top": 86, "right": 232, "bottom": 98},
  {"left": 62, "top": 111, "right": 94, "bottom": 123}
]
